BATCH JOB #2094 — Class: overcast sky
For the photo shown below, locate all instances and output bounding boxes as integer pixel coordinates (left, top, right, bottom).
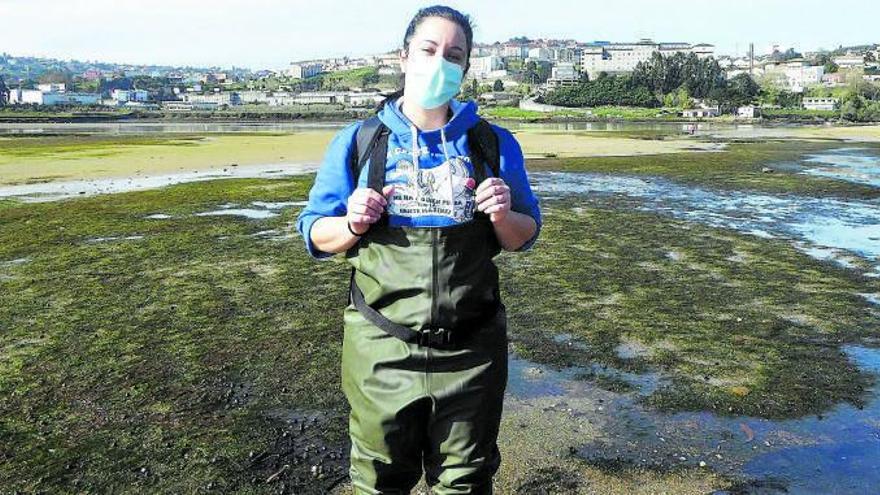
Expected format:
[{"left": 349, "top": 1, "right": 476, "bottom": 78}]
[{"left": 1, "top": 0, "right": 876, "bottom": 70}]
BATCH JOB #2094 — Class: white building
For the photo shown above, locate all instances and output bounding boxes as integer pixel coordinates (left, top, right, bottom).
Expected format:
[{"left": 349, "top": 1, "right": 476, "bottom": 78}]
[
  {"left": 682, "top": 107, "right": 720, "bottom": 118},
  {"left": 346, "top": 91, "right": 385, "bottom": 107},
  {"left": 111, "top": 89, "right": 149, "bottom": 103},
  {"left": 163, "top": 101, "right": 219, "bottom": 111},
  {"left": 182, "top": 92, "right": 241, "bottom": 106},
  {"left": 527, "top": 48, "right": 551, "bottom": 61},
  {"left": 237, "top": 90, "right": 271, "bottom": 104},
  {"left": 8, "top": 89, "right": 100, "bottom": 105},
  {"left": 763, "top": 60, "right": 824, "bottom": 92},
  {"left": 802, "top": 97, "right": 839, "bottom": 111},
  {"left": 477, "top": 91, "right": 521, "bottom": 106},
  {"left": 502, "top": 44, "right": 528, "bottom": 59},
  {"left": 378, "top": 65, "right": 400, "bottom": 76},
  {"left": 552, "top": 47, "right": 580, "bottom": 63},
  {"left": 547, "top": 62, "right": 579, "bottom": 87},
  {"left": 287, "top": 62, "right": 323, "bottom": 79},
  {"left": 833, "top": 54, "right": 866, "bottom": 69},
  {"left": 37, "top": 83, "right": 66, "bottom": 93},
  {"left": 291, "top": 92, "right": 341, "bottom": 104},
  {"left": 470, "top": 55, "right": 504, "bottom": 79},
  {"left": 579, "top": 39, "right": 715, "bottom": 79},
  {"left": 737, "top": 105, "right": 762, "bottom": 119}
]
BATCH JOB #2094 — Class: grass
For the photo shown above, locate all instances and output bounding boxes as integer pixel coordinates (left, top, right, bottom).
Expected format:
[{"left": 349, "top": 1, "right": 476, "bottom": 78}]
[{"left": 482, "top": 105, "right": 684, "bottom": 122}]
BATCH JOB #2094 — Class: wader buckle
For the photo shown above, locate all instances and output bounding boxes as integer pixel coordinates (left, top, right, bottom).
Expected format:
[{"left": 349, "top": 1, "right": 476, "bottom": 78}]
[{"left": 419, "top": 327, "right": 453, "bottom": 347}]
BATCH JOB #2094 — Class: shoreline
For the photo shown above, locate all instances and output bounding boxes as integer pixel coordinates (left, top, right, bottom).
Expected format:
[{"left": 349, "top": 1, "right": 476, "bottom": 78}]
[
  {"left": 0, "top": 162, "right": 320, "bottom": 203},
  {"left": 1, "top": 109, "right": 876, "bottom": 126}
]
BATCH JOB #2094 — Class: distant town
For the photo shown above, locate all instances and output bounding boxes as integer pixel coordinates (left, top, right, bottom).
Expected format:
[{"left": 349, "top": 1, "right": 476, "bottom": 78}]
[{"left": 1, "top": 37, "right": 879, "bottom": 121}]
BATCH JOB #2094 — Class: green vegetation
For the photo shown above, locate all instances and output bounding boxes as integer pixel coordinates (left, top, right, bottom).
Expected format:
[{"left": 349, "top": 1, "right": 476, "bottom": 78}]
[{"left": 540, "top": 73, "right": 659, "bottom": 108}]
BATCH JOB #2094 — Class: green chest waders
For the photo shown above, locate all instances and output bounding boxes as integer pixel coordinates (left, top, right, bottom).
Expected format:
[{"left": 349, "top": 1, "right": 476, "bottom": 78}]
[{"left": 340, "top": 120, "right": 509, "bottom": 494}]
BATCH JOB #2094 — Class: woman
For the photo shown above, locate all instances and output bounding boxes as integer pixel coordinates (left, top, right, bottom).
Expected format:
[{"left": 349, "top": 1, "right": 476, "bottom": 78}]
[{"left": 296, "top": 5, "right": 541, "bottom": 493}]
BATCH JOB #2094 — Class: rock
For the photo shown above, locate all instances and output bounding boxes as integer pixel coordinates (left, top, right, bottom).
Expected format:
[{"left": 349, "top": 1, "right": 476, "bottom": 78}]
[{"left": 761, "top": 167, "right": 773, "bottom": 173}]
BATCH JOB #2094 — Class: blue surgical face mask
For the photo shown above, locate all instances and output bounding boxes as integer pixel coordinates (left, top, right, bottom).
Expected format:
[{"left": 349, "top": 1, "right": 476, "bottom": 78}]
[{"left": 406, "top": 55, "right": 464, "bottom": 110}]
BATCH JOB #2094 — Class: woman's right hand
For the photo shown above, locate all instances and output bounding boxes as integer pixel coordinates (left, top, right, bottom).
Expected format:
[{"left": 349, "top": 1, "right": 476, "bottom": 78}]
[{"left": 346, "top": 185, "right": 395, "bottom": 235}]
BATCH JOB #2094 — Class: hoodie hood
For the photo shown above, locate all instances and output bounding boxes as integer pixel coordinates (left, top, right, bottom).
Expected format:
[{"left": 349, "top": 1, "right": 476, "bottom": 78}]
[
  {"left": 295, "top": 95, "right": 542, "bottom": 249},
  {"left": 378, "top": 96, "right": 480, "bottom": 149},
  {"left": 378, "top": 96, "right": 480, "bottom": 137}
]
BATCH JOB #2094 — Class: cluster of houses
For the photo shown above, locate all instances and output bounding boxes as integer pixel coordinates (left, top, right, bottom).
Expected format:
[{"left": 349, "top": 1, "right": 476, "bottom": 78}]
[{"left": 3, "top": 39, "right": 879, "bottom": 117}]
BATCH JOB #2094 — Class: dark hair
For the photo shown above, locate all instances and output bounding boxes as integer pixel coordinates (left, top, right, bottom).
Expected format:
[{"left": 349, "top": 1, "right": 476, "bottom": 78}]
[{"left": 375, "top": 5, "right": 474, "bottom": 112}]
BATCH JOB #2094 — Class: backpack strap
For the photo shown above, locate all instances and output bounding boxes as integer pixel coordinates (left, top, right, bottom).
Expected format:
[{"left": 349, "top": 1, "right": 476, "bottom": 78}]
[
  {"left": 346, "top": 115, "right": 390, "bottom": 231},
  {"left": 466, "top": 118, "right": 501, "bottom": 186},
  {"left": 349, "top": 115, "right": 387, "bottom": 190}
]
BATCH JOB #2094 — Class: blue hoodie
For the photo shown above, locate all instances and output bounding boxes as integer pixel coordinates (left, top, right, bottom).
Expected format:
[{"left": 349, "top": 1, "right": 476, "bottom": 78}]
[{"left": 295, "top": 96, "right": 542, "bottom": 259}]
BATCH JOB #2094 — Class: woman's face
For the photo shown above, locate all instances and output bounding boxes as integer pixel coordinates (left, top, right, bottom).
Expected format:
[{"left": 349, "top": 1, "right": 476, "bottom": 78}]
[{"left": 400, "top": 17, "right": 468, "bottom": 84}]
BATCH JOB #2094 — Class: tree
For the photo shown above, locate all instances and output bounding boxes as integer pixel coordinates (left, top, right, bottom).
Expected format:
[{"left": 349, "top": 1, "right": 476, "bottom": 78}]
[
  {"left": 0, "top": 76, "right": 8, "bottom": 106},
  {"left": 38, "top": 70, "right": 73, "bottom": 87},
  {"left": 460, "top": 78, "right": 480, "bottom": 99},
  {"left": 632, "top": 52, "right": 726, "bottom": 100},
  {"left": 725, "top": 73, "right": 761, "bottom": 107},
  {"left": 538, "top": 74, "right": 659, "bottom": 108}
]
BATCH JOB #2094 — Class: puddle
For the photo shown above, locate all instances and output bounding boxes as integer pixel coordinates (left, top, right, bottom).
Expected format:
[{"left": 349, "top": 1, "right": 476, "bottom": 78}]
[
  {"left": 196, "top": 208, "right": 279, "bottom": 220},
  {"left": 194, "top": 200, "right": 306, "bottom": 220},
  {"left": 251, "top": 200, "right": 307, "bottom": 209},
  {"left": 615, "top": 340, "right": 651, "bottom": 360},
  {"left": 860, "top": 293, "right": 880, "bottom": 306},
  {"left": 83, "top": 235, "right": 145, "bottom": 243},
  {"left": 249, "top": 228, "right": 297, "bottom": 241},
  {"left": 0, "top": 163, "right": 320, "bottom": 202},
  {"left": 506, "top": 345, "right": 880, "bottom": 494},
  {"left": 531, "top": 171, "right": 880, "bottom": 276},
  {"left": 0, "top": 258, "right": 30, "bottom": 281},
  {"left": 145, "top": 213, "right": 173, "bottom": 219},
  {"left": 0, "top": 257, "right": 30, "bottom": 266},
  {"left": 507, "top": 345, "right": 665, "bottom": 400},
  {"left": 802, "top": 147, "right": 880, "bottom": 188}
]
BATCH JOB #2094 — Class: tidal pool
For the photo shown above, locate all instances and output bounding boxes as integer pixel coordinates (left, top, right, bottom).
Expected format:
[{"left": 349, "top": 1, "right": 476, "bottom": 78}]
[
  {"left": 801, "top": 147, "right": 880, "bottom": 188},
  {"left": 505, "top": 344, "right": 880, "bottom": 494},
  {"left": 194, "top": 200, "right": 307, "bottom": 220}
]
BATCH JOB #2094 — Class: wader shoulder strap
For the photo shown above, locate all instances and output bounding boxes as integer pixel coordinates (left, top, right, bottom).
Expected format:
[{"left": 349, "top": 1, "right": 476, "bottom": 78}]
[
  {"left": 349, "top": 269, "right": 502, "bottom": 349},
  {"left": 349, "top": 269, "right": 427, "bottom": 345}
]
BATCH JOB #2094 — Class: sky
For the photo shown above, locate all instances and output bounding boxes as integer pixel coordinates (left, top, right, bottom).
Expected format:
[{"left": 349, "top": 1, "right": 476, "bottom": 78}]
[{"left": 1, "top": 0, "right": 877, "bottom": 71}]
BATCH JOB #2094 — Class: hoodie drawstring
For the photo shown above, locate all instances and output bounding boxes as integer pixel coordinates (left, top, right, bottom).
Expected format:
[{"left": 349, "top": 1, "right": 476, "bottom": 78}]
[
  {"left": 410, "top": 124, "right": 419, "bottom": 167},
  {"left": 439, "top": 127, "right": 451, "bottom": 164},
  {"left": 440, "top": 126, "right": 455, "bottom": 203}
]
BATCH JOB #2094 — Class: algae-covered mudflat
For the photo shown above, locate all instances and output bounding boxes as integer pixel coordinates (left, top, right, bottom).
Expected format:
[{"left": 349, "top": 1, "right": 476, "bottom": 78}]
[{"left": 1, "top": 122, "right": 879, "bottom": 494}]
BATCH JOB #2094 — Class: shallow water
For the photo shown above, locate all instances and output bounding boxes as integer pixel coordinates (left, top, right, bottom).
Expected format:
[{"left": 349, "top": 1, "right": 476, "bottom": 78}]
[
  {"left": 505, "top": 344, "right": 880, "bottom": 494},
  {"left": 0, "top": 122, "right": 347, "bottom": 136},
  {"left": 194, "top": 200, "right": 307, "bottom": 220},
  {"left": 802, "top": 147, "right": 880, "bottom": 188},
  {"left": 531, "top": 171, "right": 880, "bottom": 276}
]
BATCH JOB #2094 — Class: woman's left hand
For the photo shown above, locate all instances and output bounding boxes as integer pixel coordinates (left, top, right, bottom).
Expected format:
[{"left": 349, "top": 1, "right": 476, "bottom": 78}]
[{"left": 475, "top": 177, "right": 511, "bottom": 223}]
